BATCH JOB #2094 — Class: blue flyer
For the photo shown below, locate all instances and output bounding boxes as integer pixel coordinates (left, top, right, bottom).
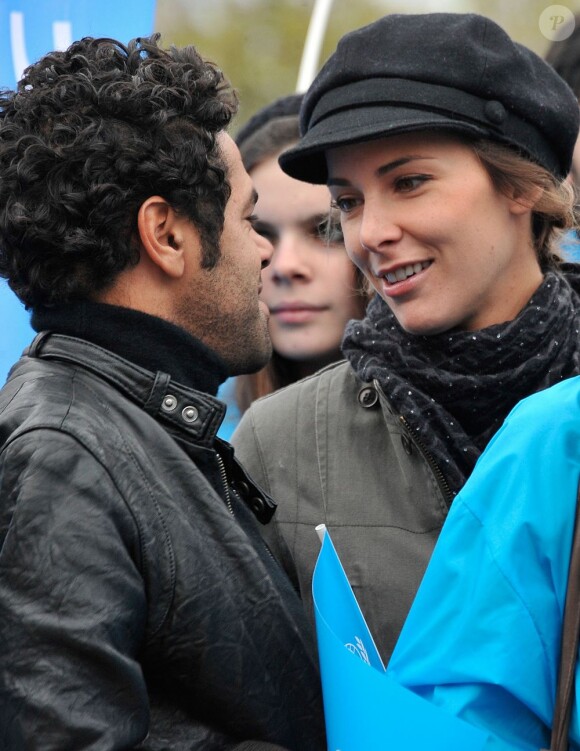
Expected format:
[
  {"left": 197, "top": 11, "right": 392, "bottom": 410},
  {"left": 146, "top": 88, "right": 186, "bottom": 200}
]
[{"left": 313, "top": 528, "right": 490, "bottom": 750}]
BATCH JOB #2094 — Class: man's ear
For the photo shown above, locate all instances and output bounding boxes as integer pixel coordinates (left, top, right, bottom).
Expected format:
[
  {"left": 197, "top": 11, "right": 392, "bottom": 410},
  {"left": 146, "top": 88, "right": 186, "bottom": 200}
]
[{"left": 137, "top": 196, "right": 199, "bottom": 278}]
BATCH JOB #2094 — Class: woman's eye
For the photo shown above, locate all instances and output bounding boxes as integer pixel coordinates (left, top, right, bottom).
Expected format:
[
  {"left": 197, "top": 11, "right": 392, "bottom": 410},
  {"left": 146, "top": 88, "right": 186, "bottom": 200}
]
[
  {"left": 394, "top": 175, "right": 430, "bottom": 192},
  {"left": 330, "top": 197, "right": 358, "bottom": 213}
]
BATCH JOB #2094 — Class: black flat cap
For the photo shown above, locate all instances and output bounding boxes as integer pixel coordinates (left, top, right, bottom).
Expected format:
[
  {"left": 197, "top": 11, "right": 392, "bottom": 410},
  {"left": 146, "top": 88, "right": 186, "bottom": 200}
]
[{"left": 279, "top": 13, "right": 580, "bottom": 183}]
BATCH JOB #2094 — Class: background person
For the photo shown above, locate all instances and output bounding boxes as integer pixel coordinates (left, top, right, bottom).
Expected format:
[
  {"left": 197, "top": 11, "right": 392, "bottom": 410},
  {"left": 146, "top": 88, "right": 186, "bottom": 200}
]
[
  {"left": 233, "top": 93, "right": 369, "bottom": 413},
  {"left": 233, "top": 12, "right": 580, "bottom": 671},
  {"left": 0, "top": 34, "right": 325, "bottom": 750}
]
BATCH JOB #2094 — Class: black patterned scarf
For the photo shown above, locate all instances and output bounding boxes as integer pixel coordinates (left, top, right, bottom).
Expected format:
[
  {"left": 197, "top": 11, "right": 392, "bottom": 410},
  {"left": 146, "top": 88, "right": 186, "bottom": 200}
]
[{"left": 342, "top": 267, "right": 580, "bottom": 497}]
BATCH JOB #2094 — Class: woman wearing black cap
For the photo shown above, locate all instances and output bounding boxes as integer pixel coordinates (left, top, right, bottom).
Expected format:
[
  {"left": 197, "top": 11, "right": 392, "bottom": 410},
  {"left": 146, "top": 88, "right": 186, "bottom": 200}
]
[{"left": 232, "top": 13, "right": 580, "bottom": 747}]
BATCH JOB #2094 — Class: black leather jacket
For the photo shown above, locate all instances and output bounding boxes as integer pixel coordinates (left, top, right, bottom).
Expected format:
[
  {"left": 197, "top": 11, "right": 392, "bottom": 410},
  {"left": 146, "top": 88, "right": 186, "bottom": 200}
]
[{"left": 0, "top": 332, "right": 325, "bottom": 750}]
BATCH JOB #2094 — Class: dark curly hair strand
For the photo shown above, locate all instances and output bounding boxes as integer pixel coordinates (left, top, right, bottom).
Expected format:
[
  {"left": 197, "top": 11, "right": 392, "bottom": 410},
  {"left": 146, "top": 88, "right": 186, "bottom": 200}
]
[{"left": 0, "top": 34, "right": 238, "bottom": 308}]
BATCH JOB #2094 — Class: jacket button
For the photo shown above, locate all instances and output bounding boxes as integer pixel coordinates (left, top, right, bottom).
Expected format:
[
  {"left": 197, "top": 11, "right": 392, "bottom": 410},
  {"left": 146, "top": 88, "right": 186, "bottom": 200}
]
[
  {"left": 401, "top": 435, "right": 413, "bottom": 455},
  {"left": 232, "top": 480, "right": 250, "bottom": 498},
  {"left": 249, "top": 496, "right": 266, "bottom": 515},
  {"left": 161, "top": 394, "right": 178, "bottom": 412},
  {"left": 182, "top": 406, "right": 199, "bottom": 423},
  {"left": 358, "top": 386, "right": 379, "bottom": 408}
]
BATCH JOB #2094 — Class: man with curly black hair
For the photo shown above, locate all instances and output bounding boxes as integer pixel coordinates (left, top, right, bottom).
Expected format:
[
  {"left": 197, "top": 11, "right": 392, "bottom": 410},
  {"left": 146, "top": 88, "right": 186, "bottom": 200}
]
[{"left": 0, "top": 35, "right": 325, "bottom": 750}]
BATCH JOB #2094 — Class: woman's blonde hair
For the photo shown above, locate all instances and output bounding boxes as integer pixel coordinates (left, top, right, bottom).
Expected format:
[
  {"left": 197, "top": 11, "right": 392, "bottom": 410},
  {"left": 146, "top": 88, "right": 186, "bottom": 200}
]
[{"left": 472, "top": 138, "right": 577, "bottom": 269}]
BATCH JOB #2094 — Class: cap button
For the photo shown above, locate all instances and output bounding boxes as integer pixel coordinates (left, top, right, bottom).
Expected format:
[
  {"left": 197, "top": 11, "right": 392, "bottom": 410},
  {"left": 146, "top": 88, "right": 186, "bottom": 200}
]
[{"left": 484, "top": 100, "right": 506, "bottom": 125}]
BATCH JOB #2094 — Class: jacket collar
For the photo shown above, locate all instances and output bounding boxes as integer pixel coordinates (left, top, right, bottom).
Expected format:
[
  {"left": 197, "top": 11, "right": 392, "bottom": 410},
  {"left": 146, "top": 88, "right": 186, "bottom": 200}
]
[
  {"left": 26, "top": 331, "right": 226, "bottom": 448},
  {"left": 31, "top": 301, "right": 229, "bottom": 396}
]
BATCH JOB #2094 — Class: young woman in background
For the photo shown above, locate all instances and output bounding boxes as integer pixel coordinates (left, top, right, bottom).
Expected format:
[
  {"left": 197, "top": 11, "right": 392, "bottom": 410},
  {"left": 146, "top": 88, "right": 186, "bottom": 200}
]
[{"left": 234, "top": 94, "right": 369, "bottom": 412}]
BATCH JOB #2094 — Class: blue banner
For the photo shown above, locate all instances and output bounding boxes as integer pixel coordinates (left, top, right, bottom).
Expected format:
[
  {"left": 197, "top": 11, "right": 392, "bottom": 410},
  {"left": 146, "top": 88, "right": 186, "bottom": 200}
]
[
  {"left": 0, "top": 0, "right": 157, "bottom": 385},
  {"left": 313, "top": 528, "right": 490, "bottom": 750}
]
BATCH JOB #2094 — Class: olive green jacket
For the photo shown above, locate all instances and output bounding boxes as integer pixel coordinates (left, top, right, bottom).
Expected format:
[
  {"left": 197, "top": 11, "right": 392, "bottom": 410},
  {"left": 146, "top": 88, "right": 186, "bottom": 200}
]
[{"left": 232, "top": 360, "right": 451, "bottom": 663}]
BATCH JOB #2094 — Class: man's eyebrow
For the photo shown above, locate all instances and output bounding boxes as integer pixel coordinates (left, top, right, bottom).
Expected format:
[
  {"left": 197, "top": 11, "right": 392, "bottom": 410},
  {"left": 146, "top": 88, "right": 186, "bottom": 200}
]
[
  {"left": 327, "top": 155, "right": 433, "bottom": 187},
  {"left": 242, "top": 189, "right": 259, "bottom": 214}
]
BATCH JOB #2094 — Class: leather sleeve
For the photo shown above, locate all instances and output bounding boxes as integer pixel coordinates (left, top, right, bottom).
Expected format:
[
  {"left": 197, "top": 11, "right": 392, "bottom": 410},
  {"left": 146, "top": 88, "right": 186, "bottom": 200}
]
[
  {"left": 0, "top": 429, "right": 314, "bottom": 751},
  {"left": 0, "top": 428, "right": 150, "bottom": 748}
]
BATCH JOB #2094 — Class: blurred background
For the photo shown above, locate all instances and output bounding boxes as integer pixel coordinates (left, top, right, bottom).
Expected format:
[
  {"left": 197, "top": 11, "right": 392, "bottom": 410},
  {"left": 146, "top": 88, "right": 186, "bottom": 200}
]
[{"left": 154, "top": 0, "right": 574, "bottom": 132}]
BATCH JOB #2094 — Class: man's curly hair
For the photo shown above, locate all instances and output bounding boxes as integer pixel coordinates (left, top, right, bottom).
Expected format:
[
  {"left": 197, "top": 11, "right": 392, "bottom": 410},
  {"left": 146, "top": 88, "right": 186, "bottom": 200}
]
[{"left": 0, "top": 34, "right": 238, "bottom": 308}]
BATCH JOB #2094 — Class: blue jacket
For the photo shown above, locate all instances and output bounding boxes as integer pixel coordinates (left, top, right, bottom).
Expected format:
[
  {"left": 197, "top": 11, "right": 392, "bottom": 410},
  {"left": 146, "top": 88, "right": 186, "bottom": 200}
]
[{"left": 388, "top": 376, "right": 580, "bottom": 750}]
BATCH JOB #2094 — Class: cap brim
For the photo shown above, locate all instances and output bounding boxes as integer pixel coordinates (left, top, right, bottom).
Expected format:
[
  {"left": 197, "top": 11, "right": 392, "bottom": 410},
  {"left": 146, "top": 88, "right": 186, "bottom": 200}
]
[{"left": 278, "top": 105, "right": 489, "bottom": 184}]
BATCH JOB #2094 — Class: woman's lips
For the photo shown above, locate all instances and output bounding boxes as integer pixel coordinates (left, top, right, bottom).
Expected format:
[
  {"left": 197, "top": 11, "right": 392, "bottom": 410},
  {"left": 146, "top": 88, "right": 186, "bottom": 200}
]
[
  {"left": 384, "top": 260, "right": 432, "bottom": 284},
  {"left": 379, "top": 260, "right": 432, "bottom": 298},
  {"left": 269, "top": 302, "right": 327, "bottom": 324}
]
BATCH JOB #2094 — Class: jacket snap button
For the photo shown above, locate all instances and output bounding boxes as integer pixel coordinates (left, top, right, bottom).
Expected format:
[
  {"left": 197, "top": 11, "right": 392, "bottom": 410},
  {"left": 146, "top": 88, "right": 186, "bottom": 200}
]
[
  {"left": 358, "top": 386, "right": 379, "bottom": 408},
  {"left": 232, "top": 480, "right": 250, "bottom": 498},
  {"left": 182, "top": 406, "right": 199, "bottom": 423},
  {"left": 401, "top": 435, "right": 413, "bottom": 455},
  {"left": 161, "top": 394, "right": 178, "bottom": 412},
  {"left": 250, "top": 496, "right": 265, "bottom": 514}
]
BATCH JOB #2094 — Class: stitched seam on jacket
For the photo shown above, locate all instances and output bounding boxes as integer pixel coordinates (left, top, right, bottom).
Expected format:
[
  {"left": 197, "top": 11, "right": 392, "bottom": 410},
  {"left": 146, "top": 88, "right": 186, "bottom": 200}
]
[
  {"left": 67, "top": 376, "right": 176, "bottom": 635},
  {"left": 314, "top": 372, "right": 328, "bottom": 517},
  {"left": 292, "top": 386, "right": 302, "bottom": 554},
  {"left": 246, "top": 408, "right": 272, "bottom": 496}
]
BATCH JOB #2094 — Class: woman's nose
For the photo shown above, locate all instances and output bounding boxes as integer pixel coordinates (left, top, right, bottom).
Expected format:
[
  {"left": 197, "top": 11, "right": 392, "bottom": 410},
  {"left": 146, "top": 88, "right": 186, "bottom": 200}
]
[
  {"left": 358, "top": 201, "right": 403, "bottom": 254},
  {"left": 268, "top": 232, "right": 313, "bottom": 283}
]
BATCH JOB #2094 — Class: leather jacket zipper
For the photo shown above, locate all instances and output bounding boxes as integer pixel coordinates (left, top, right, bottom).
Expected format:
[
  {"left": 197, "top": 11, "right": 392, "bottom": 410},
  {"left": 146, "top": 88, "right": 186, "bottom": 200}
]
[
  {"left": 398, "top": 413, "right": 453, "bottom": 507},
  {"left": 216, "top": 453, "right": 234, "bottom": 516},
  {"left": 216, "top": 452, "right": 281, "bottom": 570}
]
